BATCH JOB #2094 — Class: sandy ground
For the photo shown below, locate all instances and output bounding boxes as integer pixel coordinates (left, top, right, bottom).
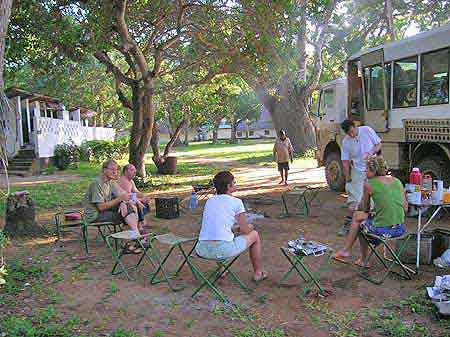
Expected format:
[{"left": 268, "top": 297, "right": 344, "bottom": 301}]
[{"left": 2, "top": 158, "right": 449, "bottom": 336}]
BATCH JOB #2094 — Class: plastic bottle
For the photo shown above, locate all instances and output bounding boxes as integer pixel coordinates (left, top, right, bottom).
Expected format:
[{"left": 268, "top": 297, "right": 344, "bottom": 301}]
[
  {"left": 188, "top": 192, "right": 198, "bottom": 209},
  {"left": 409, "top": 167, "right": 422, "bottom": 186}
]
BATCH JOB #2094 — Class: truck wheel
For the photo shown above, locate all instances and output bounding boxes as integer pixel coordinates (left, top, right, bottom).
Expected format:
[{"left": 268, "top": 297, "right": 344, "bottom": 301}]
[
  {"left": 325, "top": 152, "right": 345, "bottom": 192},
  {"left": 415, "top": 156, "right": 450, "bottom": 186}
]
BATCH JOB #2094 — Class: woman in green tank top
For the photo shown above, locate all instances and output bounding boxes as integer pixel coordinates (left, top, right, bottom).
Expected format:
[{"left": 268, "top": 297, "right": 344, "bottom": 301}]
[{"left": 333, "top": 156, "right": 408, "bottom": 267}]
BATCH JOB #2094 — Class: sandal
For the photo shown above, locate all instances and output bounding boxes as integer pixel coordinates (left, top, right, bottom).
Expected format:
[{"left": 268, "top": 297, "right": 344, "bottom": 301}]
[
  {"left": 332, "top": 251, "right": 352, "bottom": 264},
  {"left": 354, "top": 258, "right": 370, "bottom": 269},
  {"left": 122, "top": 244, "right": 143, "bottom": 255},
  {"left": 253, "top": 271, "right": 268, "bottom": 283}
]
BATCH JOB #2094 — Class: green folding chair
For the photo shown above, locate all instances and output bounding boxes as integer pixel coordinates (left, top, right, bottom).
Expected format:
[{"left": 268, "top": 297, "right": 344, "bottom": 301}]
[
  {"left": 54, "top": 209, "right": 83, "bottom": 242},
  {"left": 148, "top": 233, "right": 198, "bottom": 292},
  {"left": 358, "top": 231, "right": 414, "bottom": 285},
  {"left": 279, "top": 246, "right": 333, "bottom": 299},
  {"left": 280, "top": 185, "right": 324, "bottom": 217},
  {"left": 105, "top": 231, "right": 156, "bottom": 281},
  {"left": 81, "top": 217, "right": 123, "bottom": 255},
  {"left": 183, "top": 249, "right": 252, "bottom": 303}
]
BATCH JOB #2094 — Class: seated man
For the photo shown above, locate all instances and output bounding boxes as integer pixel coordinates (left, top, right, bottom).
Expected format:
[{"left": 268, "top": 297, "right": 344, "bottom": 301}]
[
  {"left": 84, "top": 160, "right": 142, "bottom": 252},
  {"left": 195, "top": 171, "right": 267, "bottom": 282},
  {"left": 118, "top": 163, "right": 150, "bottom": 229},
  {"left": 333, "top": 156, "right": 407, "bottom": 267}
]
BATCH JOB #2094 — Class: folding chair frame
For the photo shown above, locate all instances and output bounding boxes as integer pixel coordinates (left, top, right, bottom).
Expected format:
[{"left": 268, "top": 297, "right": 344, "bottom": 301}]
[
  {"left": 280, "top": 186, "right": 321, "bottom": 217},
  {"left": 280, "top": 247, "right": 332, "bottom": 298},
  {"left": 184, "top": 251, "right": 251, "bottom": 303},
  {"left": 81, "top": 221, "right": 123, "bottom": 255},
  {"left": 105, "top": 233, "right": 155, "bottom": 281},
  {"left": 148, "top": 237, "right": 198, "bottom": 292},
  {"left": 358, "top": 232, "right": 415, "bottom": 285},
  {"left": 192, "top": 184, "right": 216, "bottom": 201}
]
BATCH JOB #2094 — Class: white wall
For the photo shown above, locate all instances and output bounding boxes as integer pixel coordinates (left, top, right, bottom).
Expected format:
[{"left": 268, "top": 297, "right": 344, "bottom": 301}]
[
  {"left": 36, "top": 117, "right": 115, "bottom": 158},
  {"left": 217, "top": 128, "right": 231, "bottom": 139}
]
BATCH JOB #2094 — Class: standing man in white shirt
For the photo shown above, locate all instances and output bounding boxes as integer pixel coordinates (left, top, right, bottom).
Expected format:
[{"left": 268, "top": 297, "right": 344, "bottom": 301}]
[{"left": 338, "top": 119, "right": 382, "bottom": 235}]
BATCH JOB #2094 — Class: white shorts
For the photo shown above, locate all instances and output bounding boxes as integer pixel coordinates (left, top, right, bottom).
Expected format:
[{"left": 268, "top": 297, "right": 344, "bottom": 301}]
[{"left": 346, "top": 169, "right": 366, "bottom": 210}]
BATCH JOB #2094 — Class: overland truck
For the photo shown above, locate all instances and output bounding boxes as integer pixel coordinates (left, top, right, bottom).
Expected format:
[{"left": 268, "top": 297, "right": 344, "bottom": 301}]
[{"left": 315, "top": 23, "right": 450, "bottom": 191}]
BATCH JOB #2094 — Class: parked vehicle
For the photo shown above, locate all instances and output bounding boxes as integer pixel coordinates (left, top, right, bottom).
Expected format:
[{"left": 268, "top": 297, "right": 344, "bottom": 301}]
[{"left": 315, "top": 24, "right": 450, "bottom": 191}]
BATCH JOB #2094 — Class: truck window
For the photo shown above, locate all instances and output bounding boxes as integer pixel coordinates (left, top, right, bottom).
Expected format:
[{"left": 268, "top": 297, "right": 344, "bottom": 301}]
[
  {"left": 364, "top": 64, "right": 391, "bottom": 111},
  {"left": 393, "top": 56, "right": 418, "bottom": 108},
  {"left": 421, "top": 48, "right": 449, "bottom": 106},
  {"left": 319, "top": 88, "right": 334, "bottom": 116}
]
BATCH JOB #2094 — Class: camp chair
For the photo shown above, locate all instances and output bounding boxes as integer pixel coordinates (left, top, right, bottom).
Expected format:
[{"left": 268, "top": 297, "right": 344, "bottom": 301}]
[
  {"left": 105, "top": 231, "right": 155, "bottom": 281},
  {"left": 280, "top": 185, "right": 324, "bottom": 217},
  {"left": 148, "top": 233, "right": 198, "bottom": 292},
  {"left": 192, "top": 182, "right": 216, "bottom": 201},
  {"left": 55, "top": 209, "right": 121, "bottom": 254},
  {"left": 279, "top": 245, "right": 333, "bottom": 299},
  {"left": 358, "top": 231, "right": 414, "bottom": 285},
  {"left": 184, "top": 248, "right": 252, "bottom": 303}
]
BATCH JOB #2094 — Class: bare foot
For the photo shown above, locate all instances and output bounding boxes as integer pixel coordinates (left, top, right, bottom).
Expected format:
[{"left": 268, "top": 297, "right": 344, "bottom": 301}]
[
  {"left": 278, "top": 180, "right": 284, "bottom": 185},
  {"left": 284, "top": 182, "right": 288, "bottom": 186}
]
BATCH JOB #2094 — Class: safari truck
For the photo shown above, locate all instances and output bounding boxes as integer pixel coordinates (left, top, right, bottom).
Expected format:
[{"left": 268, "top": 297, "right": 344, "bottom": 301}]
[{"left": 315, "top": 23, "right": 450, "bottom": 191}]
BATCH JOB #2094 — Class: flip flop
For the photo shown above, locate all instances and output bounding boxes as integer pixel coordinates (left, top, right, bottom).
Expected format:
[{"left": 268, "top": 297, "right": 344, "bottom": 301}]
[
  {"left": 354, "top": 258, "right": 370, "bottom": 269},
  {"left": 332, "top": 252, "right": 352, "bottom": 264},
  {"left": 122, "top": 244, "right": 143, "bottom": 255},
  {"left": 253, "top": 272, "right": 268, "bottom": 283}
]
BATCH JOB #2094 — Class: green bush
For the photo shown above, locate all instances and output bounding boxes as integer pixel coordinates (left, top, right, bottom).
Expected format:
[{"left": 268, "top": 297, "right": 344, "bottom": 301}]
[
  {"left": 53, "top": 141, "right": 80, "bottom": 170},
  {"left": 81, "top": 138, "right": 128, "bottom": 163}
]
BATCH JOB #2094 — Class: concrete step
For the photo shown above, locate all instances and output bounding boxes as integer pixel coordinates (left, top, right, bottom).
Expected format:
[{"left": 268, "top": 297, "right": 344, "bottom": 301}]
[
  {"left": 9, "top": 159, "right": 34, "bottom": 165},
  {"left": 0, "top": 169, "right": 31, "bottom": 177}
]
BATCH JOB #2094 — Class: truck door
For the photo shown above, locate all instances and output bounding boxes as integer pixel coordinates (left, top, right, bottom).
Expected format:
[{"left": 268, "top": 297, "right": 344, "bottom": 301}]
[{"left": 361, "top": 49, "right": 389, "bottom": 132}]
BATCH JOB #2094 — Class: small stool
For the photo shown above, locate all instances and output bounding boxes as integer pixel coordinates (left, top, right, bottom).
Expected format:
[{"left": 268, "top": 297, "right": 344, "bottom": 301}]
[
  {"left": 280, "top": 185, "right": 324, "bottom": 217},
  {"left": 358, "top": 231, "right": 414, "bottom": 285},
  {"left": 279, "top": 244, "right": 333, "bottom": 298},
  {"left": 192, "top": 183, "right": 216, "bottom": 201},
  {"left": 149, "top": 233, "right": 198, "bottom": 291},
  {"left": 106, "top": 231, "right": 155, "bottom": 280},
  {"left": 155, "top": 197, "right": 180, "bottom": 219},
  {"left": 186, "top": 250, "right": 251, "bottom": 303}
]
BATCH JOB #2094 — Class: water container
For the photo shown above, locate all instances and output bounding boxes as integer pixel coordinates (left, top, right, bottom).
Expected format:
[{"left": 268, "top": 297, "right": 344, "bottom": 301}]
[
  {"left": 189, "top": 192, "right": 198, "bottom": 209},
  {"left": 409, "top": 167, "right": 422, "bottom": 185}
]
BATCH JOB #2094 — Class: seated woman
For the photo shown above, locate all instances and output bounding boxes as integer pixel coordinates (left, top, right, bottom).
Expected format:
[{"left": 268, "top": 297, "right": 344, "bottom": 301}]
[
  {"left": 195, "top": 171, "right": 267, "bottom": 282},
  {"left": 333, "top": 156, "right": 408, "bottom": 267}
]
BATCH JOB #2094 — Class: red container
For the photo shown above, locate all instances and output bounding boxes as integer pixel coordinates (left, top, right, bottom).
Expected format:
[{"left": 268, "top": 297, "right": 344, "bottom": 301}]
[{"left": 410, "top": 167, "right": 422, "bottom": 185}]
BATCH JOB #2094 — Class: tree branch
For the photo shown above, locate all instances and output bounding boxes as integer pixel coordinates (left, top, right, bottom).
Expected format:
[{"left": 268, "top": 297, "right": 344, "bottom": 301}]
[
  {"left": 94, "top": 51, "right": 136, "bottom": 86},
  {"left": 163, "top": 118, "right": 188, "bottom": 157},
  {"left": 115, "top": 79, "right": 133, "bottom": 110}
]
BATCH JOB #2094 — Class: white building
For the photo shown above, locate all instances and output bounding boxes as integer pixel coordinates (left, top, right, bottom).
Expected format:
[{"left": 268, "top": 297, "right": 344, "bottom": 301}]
[{"left": 3, "top": 87, "right": 115, "bottom": 175}]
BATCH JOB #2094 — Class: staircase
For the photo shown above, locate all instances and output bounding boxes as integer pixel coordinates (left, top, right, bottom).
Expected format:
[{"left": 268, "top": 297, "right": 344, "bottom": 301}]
[{"left": 1, "top": 147, "right": 36, "bottom": 177}]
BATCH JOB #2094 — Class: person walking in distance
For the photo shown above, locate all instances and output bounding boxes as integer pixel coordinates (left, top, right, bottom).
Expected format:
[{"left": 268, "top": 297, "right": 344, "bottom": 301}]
[{"left": 273, "top": 130, "right": 294, "bottom": 186}]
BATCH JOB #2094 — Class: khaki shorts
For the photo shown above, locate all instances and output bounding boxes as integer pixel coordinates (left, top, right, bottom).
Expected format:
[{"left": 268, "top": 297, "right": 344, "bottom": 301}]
[{"left": 345, "top": 169, "right": 366, "bottom": 210}]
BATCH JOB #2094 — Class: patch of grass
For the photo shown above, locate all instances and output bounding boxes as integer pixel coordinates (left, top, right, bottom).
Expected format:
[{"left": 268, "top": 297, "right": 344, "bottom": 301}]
[
  {"left": 110, "top": 328, "right": 139, "bottom": 337},
  {"left": 51, "top": 271, "right": 64, "bottom": 284},
  {"left": 186, "top": 319, "right": 196, "bottom": 328},
  {"left": 368, "top": 309, "right": 432, "bottom": 337},
  {"left": 305, "top": 300, "right": 360, "bottom": 337},
  {"left": 153, "top": 330, "right": 165, "bottom": 337},
  {"left": 47, "top": 287, "right": 65, "bottom": 304},
  {"left": 0, "top": 305, "right": 83, "bottom": 337},
  {"left": 2, "top": 258, "right": 48, "bottom": 295}
]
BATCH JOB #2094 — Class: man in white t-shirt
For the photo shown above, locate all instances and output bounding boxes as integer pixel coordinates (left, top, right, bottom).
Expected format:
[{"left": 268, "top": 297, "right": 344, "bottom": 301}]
[
  {"left": 339, "top": 120, "right": 381, "bottom": 235},
  {"left": 196, "top": 171, "right": 267, "bottom": 282}
]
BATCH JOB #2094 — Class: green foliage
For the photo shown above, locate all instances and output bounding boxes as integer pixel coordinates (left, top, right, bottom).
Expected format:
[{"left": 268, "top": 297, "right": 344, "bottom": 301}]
[
  {"left": 3, "top": 258, "right": 48, "bottom": 295},
  {"left": 54, "top": 142, "right": 81, "bottom": 170},
  {"left": 110, "top": 329, "right": 139, "bottom": 337},
  {"left": 81, "top": 138, "right": 128, "bottom": 163},
  {"left": 133, "top": 175, "right": 153, "bottom": 190},
  {"left": 0, "top": 305, "right": 83, "bottom": 337}
]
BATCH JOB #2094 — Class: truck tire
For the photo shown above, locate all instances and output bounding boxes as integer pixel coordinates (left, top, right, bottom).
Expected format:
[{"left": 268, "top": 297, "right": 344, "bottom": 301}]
[
  {"left": 415, "top": 156, "right": 450, "bottom": 186},
  {"left": 325, "top": 152, "right": 345, "bottom": 192}
]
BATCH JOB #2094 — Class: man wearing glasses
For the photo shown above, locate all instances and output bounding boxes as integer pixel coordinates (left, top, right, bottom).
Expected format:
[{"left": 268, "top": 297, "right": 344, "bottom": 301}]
[{"left": 84, "top": 160, "right": 140, "bottom": 239}]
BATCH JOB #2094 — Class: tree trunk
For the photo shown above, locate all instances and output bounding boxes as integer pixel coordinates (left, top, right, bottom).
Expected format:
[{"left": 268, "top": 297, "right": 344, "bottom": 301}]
[
  {"left": 230, "top": 115, "right": 237, "bottom": 144},
  {"left": 384, "top": 0, "right": 395, "bottom": 41},
  {"left": 151, "top": 119, "right": 187, "bottom": 174},
  {"left": 266, "top": 84, "right": 316, "bottom": 153},
  {"left": 0, "top": 0, "right": 13, "bottom": 90},
  {"left": 4, "top": 192, "right": 47, "bottom": 238},
  {"left": 212, "top": 127, "right": 219, "bottom": 144},
  {"left": 183, "top": 127, "right": 189, "bottom": 145},
  {"left": 128, "top": 82, "right": 155, "bottom": 178}
]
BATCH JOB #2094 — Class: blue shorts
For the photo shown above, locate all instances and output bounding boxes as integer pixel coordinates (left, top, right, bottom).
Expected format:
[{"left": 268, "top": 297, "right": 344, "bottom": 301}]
[
  {"left": 195, "top": 236, "right": 248, "bottom": 260},
  {"left": 361, "top": 218, "right": 406, "bottom": 245}
]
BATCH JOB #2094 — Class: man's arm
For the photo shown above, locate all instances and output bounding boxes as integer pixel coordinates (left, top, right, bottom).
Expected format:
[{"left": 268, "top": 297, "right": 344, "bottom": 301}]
[
  {"left": 130, "top": 180, "right": 145, "bottom": 198},
  {"left": 288, "top": 139, "right": 294, "bottom": 162},
  {"left": 97, "top": 196, "right": 128, "bottom": 212},
  {"left": 273, "top": 143, "right": 277, "bottom": 161},
  {"left": 365, "top": 127, "right": 382, "bottom": 158}
]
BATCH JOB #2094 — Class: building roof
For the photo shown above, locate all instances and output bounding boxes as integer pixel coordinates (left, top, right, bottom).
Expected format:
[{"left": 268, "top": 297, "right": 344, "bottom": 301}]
[
  {"left": 5, "top": 86, "right": 61, "bottom": 104},
  {"left": 69, "top": 107, "right": 97, "bottom": 118}
]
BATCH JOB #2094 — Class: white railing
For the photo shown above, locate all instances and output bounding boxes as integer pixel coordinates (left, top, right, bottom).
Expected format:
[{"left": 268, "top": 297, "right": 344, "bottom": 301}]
[{"left": 35, "top": 117, "right": 116, "bottom": 158}]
